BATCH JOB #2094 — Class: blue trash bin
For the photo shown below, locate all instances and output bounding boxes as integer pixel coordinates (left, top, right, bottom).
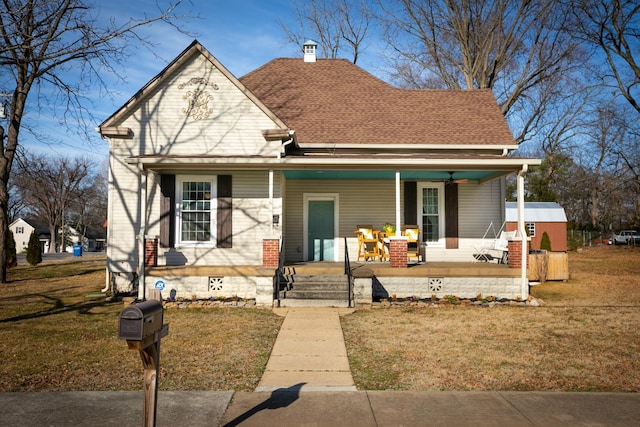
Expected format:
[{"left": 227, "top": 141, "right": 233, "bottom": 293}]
[{"left": 73, "top": 245, "right": 82, "bottom": 257}]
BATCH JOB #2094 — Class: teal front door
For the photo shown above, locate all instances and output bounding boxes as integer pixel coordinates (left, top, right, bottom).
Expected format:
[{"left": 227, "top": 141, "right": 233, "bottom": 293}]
[{"left": 308, "top": 200, "right": 335, "bottom": 261}]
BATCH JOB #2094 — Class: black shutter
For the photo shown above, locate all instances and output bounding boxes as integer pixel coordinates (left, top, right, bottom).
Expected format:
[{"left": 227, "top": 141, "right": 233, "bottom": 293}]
[
  {"left": 159, "top": 174, "right": 175, "bottom": 248},
  {"left": 404, "top": 181, "right": 417, "bottom": 225},
  {"left": 445, "top": 183, "right": 459, "bottom": 249},
  {"left": 217, "top": 175, "right": 232, "bottom": 248}
]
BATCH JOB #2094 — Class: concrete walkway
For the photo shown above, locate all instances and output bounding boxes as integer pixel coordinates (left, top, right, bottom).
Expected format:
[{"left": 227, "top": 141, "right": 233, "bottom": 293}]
[{"left": 256, "top": 308, "right": 356, "bottom": 392}]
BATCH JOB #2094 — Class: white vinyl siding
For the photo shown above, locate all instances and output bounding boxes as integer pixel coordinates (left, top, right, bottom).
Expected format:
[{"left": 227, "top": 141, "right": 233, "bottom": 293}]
[
  {"left": 458, "top": 180, "right": 504, "bottom": 238},
  {"left": 106, "top": 147, "right": 141, "bottom": 272}
]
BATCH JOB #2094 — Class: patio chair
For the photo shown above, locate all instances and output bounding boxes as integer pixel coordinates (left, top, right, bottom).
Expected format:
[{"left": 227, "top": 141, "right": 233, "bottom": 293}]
[
  {"left": 473, "top": 221, "right": 499, "bottom": 262},
  {"left": 474, "top": 222, "right": 511, "bottom": 263},
  {"left": 378, "top": 230, "right": 391, "bottom": 261},
  {"left": 356, "top": 225, "right": 380, "bottom": 261},
  {"left": 401, "top": 225, "right": 421, "bottom": 262}
]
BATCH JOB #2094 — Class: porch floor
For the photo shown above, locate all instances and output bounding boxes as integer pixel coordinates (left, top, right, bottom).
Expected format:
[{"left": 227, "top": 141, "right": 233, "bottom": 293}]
[
  {"left": 147, "top": 261, "right": 519, "bottom": 278},
  {"left": 282, "top": 261, "right": 519, "bottom": 278}
]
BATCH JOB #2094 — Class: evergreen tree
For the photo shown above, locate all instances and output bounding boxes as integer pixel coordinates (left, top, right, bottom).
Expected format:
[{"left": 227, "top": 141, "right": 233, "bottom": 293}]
[
  {"left": 6, "top": 230, "right": 17, "bottom": 268},
  {"left": 26, "top": 231, "right": 42, "bottom": 266},
  {"left": 540, "top": 231, "right": 552, "bottom": 252}
]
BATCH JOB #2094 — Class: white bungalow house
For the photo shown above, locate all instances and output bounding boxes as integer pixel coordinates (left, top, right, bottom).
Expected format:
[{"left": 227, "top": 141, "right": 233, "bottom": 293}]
[
  {"left": 98, "top": 40, "right": 540, "bottom": 306},
  {"left": 9, "top": 218, "right": 50, "bottom": 253}
]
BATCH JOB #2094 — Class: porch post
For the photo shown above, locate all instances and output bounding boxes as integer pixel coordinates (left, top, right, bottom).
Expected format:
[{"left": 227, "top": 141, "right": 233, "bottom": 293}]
[
  {"left": 269, "top": 169, "right": 274, "bottom": 234},
  {"left": 137, "top": 164, "right": 147, "bottom": 301},
  {"left": 517, "top": 165, "right": 528, "bottom": 300},
  {"left": 395, "top": 170, "right": 401, "bottom": 236}
]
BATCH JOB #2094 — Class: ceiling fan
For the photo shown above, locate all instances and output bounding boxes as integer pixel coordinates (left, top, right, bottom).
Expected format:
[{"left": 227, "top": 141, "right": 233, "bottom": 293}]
[{"left": 444, "top": 171, "right": 469, "bottom": 185}]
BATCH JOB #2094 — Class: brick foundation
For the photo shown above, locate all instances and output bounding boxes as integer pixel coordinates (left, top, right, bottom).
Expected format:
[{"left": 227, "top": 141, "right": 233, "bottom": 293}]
[
  {"left": 145, "top": 238, "right": 158, "bottom": 267},
  {"left": 389, "top": 238, "right": 408, "bottom": 268},
  {"left": 262, "top": 239, "right": 280, "bottom": 268}
]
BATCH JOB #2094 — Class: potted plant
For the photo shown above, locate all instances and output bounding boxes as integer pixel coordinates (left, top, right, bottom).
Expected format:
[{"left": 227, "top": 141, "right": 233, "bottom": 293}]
[{"left": 382, "top": 223, "right": 396, "bottom": 235}]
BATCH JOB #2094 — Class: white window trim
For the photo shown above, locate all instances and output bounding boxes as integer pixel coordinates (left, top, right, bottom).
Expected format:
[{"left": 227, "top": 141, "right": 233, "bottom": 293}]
[
  {"left": 175, "top": 175, "right": 217, "bottom": 248},
  {"left": 526, "top": 222, "right": 536, "bottom": 238},
  {"left": 418, "top": 182, "right": 445, "bottom": 247}
]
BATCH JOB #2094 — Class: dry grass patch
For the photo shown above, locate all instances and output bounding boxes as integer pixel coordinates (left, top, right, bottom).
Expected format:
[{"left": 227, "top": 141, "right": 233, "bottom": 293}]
[
  {"left": 0, "top": 256, "right": 282, "bottom": 392},
  {"left": 342, "top": 246, "right": 640, "bottom": 391}
]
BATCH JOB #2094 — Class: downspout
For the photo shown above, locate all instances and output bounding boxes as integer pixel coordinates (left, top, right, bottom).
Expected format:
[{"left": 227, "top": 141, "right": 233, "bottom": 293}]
[
  {"left": 278, "top": 131, "right": 295, "bottom": 158},
  {"left": 517, "top": 164, "right": 528, "bottom": 300},
  {"left": 137, "top": 163, "right": 148, "bottom": 301},
  {"left": 101, "top": 138, "right": 113, "bottom": 293}
]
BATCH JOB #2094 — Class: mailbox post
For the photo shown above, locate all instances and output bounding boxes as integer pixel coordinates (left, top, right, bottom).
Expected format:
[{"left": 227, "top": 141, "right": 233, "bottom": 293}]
[{"left": 118, "top": 296, "right": 168, "bottom": 427}]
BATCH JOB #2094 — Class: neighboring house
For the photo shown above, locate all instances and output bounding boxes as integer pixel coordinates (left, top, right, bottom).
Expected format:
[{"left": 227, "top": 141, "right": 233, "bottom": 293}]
[
  {"left": 63, "top": 225, "right": 107, "bottom": 252},
  {"left": 98, "top": 40, "right": 540, "bottom": 304},
  {"left": 505, "top": 202, "right": 568, "bottom": 252},
  {"left": 9, "top": 218, "right": 50, "bottom": 253}
]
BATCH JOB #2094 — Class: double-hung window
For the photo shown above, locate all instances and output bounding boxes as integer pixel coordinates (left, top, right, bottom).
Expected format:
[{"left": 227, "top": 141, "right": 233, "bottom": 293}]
[{"left": 177, "top": 177, "right": 217, "bottom": 245}]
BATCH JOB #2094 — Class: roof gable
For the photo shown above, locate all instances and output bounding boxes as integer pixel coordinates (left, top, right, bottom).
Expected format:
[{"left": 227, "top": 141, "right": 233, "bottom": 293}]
[
  {"left": 240, "top": 58, "right": 516, "bottom": 147},
  {"left": 99, "top": 40, "right": 287, "bottom": 133}
]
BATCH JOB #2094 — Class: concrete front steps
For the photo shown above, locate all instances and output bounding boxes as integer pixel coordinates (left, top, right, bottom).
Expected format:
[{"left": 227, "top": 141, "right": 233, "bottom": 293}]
[{"left": 277, "top": 274, "right": 352, "bottom": 308}]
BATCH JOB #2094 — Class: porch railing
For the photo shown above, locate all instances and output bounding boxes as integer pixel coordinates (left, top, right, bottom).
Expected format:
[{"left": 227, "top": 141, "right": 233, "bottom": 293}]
[
  {"left": 273, "top": 237, "right": 285, "bottom": 308},
  {"left": 344, "top": 236, "right": 353, "bottom": 308}
]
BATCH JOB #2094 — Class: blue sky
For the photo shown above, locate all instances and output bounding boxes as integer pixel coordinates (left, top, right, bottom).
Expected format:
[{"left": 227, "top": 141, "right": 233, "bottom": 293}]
[{"left": 22, "top": 0, "right": 359, "bottom": 162}]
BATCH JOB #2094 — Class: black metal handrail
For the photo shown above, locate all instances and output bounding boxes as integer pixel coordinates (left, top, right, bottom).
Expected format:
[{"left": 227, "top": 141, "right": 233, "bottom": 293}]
[
  {"left": 274, "top": 237, "right": 285, "bottom": 308},
  {"left": 344, "top": 236, "right": 353, "bottom": 307}
]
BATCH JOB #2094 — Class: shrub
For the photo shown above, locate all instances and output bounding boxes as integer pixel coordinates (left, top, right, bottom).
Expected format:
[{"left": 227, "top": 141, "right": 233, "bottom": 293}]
[
  {"left": 26, "top": 230, "right": 42, "bottom": 266},
  {"left": 540, "top": 231, "right": 552, "bottom": 251},
  {"left": 6, "top": 230, "right": 17, "bottom": 268}
]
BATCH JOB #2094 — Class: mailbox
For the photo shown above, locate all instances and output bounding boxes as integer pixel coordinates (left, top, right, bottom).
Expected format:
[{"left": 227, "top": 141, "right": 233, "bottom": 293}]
[{"left": 118, "top": 299, "right": 164, "bottom": 341}]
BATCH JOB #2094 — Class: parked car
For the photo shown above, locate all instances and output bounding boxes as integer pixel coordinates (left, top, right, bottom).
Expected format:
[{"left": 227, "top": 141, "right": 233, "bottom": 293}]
[{"left": 609, "top": 230, "right": 640, "bottom": 245}]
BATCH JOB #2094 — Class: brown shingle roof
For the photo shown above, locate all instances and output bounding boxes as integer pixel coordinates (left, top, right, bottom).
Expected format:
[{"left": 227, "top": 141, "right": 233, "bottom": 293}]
[{"left": 239, "top": 58, "right": 515, "bottom": 146}]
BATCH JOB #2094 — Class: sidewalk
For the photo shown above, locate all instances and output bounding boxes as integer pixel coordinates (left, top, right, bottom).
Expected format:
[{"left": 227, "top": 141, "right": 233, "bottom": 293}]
[
  {"left": 2, "top": 390, "right": 639, "bottom": 426},
  {"left": 2, "top": 307, "right": 639, "bottom": 426}
]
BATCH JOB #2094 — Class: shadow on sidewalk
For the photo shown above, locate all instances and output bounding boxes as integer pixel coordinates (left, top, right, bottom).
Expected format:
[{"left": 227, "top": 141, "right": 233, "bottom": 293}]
[{"left": 222, "top": 383, "right": 305, "bottom": 427}]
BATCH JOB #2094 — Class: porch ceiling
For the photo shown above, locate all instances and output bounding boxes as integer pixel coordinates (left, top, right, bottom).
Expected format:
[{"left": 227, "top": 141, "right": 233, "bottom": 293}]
[{"left": 282, "top": 170, "right": 506, "bottom": 181}]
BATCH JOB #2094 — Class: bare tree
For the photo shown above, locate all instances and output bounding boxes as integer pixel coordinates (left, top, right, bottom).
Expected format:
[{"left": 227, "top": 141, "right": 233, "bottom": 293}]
[
  {"left": 68, "top": 156, "right": 108, "bottom": 242},
  {"left": 13, "top": 152, "right": 95, "bottom": 253},
  {"left": 0, "top": 0, "right": 193, "bottom": 282},
  {"left": 572, "top": 0, "right": 640, "bottom": 227},
  {"left": 377, "top": 0, "right": 583, "bottom": 143},
  {"left": 572, "top": 0, "right": 640, "bottom": 114},
  {"left": 280, "top": 0, "right": 372, "bottom": 63}
]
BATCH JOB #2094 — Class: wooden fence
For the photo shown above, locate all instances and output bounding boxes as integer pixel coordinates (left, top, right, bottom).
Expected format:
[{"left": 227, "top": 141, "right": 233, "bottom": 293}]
[{"left": 527, "top": 252, "right": 569, "bottom": 282}]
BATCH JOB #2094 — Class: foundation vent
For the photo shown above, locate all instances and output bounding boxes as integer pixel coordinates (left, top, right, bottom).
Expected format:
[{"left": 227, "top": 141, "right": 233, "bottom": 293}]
[
  {"left": 209, "top": 277, "right": 224, "bottom": 292},
  {"left": 428, "top": 277, "right": 444, "bottom": 293}
]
